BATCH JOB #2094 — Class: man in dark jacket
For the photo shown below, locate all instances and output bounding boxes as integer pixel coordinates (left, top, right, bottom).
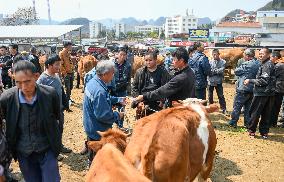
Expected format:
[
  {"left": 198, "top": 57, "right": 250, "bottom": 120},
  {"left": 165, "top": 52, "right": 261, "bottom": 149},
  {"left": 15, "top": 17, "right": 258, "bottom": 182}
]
[
  {"left": 28, "top": 47, "right": 42, "bottom": 74},
  {"left": 113, "top": 47, "right": 131, "bottom": 97},
  {"left": 189, "top": 42, "right": 211, "bottom": 100},
  {"left": 132, "top": 51, "right": 170, "bottom": 115},
  {"left": 244, "top": 47, "right": 275, "bottom": 139},
  {"left": 0, "top": 46, "right": 12, "bottom": 89},
  {"left": 228, "top": 49, "right": 260, "bottom": 127},
  {"left": 0, "top": 61, "right": 61, "bottom": 181},
  {"left": 270, "top": 51, "right": 284, "bottom": 127},
  {"left": 135, "top": 47, "right": 195, "bottom": 107}
]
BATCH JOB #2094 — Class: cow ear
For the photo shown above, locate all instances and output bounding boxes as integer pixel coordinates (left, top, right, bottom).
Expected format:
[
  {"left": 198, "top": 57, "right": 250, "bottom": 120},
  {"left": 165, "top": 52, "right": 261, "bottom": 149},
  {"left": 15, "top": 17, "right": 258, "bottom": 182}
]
[
  {"left": 97, "top": 131, "right": 106, "bottom": 137},
  {"left": 87, "top": 141, "right": 103, "bottom": 152}
]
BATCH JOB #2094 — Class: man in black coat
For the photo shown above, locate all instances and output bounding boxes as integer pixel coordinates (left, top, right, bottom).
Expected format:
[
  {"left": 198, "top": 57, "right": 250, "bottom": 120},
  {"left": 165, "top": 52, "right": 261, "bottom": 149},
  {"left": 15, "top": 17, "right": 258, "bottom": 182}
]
[
  {"left": 0, "top": 61, "right": 61, "bottom": 182},
  {"left": 135, "top": 47, "right": 195, "bottom": 107},
  {"left": 244, "top": 47, "right": 275, "bottom": 139}
]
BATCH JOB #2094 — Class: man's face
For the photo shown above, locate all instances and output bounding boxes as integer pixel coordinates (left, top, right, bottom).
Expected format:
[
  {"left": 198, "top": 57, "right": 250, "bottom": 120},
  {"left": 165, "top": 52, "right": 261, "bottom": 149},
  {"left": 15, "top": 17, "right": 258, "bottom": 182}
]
[
  {"left": 197, "top": 44, "right": 204, "bottom": 52},
  {"left": 172, "top": 56, "right": 184, "bottom": 69},
  {"left": 0, "top": 48, "right": 6, "bottom": 56},
  {"left": 9, "top": 47, "right": 17, "bottom": 55},
  {"left": 243, "top": 54, "right": 252, "bottom": 61},
  {"left": 145, "top": 55, "right": 156, "bottom": 69},
  {"left": 14, "top": 70, "right": 37, "bottom": 96},
  {"left": 258, "top": 49, "right": 270, "bottom": 62},
  {"left": 270, "top": 55, "right": 279, "bottom": 63},
  {"left": 103, "top": 68, "right": 115, "bottom": 83},
  {"left": 117, "top": 51, "right": 127, "bottom": 63},
  {"left": 49, "top": 61, "right": 61, "bottom": 74},
  {"left": 212, "top": 52, "right": 220, "bottom": 60}
]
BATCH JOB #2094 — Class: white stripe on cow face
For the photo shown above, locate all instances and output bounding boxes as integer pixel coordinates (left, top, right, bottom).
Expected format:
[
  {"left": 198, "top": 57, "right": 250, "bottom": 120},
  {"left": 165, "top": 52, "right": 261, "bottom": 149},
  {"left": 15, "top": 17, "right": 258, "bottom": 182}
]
[{"left": 190, "top": 104, "right": 209, "bottom": 164}]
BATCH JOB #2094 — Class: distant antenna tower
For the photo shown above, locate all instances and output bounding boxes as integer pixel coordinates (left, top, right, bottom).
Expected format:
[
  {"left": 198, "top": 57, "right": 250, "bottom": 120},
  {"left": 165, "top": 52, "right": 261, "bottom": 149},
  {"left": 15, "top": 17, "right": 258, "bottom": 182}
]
[
  {"left": 47, "top": 0, "right": 51, "bottom": 25},
  {"left": 191, "top": 9, "right": 194, "bottom": 15},
  {"left": 186, "top": 9, "right": 189, "bottom": 16},
  {"left": 32, "top": 0, "right": 36, "bottom": 20}
]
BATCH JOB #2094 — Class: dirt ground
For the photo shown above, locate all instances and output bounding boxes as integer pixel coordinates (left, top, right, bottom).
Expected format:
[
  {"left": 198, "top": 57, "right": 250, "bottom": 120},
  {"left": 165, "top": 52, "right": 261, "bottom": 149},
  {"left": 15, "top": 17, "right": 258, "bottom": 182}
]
[{"left": 11, "top": 83, "right": 284, "bottom": 182}]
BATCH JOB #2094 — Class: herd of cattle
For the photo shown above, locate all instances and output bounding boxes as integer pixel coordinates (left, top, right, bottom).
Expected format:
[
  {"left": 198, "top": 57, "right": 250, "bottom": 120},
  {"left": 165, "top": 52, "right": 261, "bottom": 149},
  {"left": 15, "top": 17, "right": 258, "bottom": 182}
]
[{"left": 86, "top": 100, "right": 219, "bottom": 182}]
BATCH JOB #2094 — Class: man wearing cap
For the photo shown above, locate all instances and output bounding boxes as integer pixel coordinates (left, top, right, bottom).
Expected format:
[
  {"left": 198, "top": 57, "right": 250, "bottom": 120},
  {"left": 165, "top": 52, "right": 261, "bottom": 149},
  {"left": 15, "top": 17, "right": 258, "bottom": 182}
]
[{"left": 228, "top": 49, "right": 260, "bottom": 127}]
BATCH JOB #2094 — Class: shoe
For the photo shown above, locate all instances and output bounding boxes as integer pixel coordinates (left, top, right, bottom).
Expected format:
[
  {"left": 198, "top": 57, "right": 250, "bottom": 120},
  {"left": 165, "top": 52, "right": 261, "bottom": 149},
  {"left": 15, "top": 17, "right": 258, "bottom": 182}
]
[
  {"left": 278, "top": 118, "right": 284, "bottom": 123},
  {"left": 80, "top": 146, "right": 88, "bottom": 155},
  {"left": 61, "top": 145, "right": 72, "bottom": 153},
  {"left": 66, "top": 108, "right": 73, "bottom": 112},
  {"left": 57, "top": 154, "right": 64, "bottom": 161},
  {"left": 70, "top": 99, "right": 75, "bottom": 103},
  {"left": 222, "top": 109, "right": 227, "bottom": 115},
  {"left": 261, "top": 134, "right": 268, "bottom": 139},
  {"left": 248, "top": 131, "right": 255, "bottom": 137},
  {"left": 118, "top": 127, "right": 129, "bottom": 134},
  {"left": 228, "top": 120, "right": 237, "bottom": 128}
]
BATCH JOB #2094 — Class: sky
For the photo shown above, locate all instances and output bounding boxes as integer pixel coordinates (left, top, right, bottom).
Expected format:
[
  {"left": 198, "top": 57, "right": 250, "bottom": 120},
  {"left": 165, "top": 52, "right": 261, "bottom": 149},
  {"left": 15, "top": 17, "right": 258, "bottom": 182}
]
[{"left": 0, "top": 0, "right": 272, "bottom": 21}]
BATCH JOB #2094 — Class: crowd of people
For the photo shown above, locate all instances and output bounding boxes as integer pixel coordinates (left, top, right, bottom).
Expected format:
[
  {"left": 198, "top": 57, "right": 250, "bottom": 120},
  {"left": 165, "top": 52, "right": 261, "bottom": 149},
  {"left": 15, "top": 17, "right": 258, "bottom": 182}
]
[{"left": 0, "top": 41, "right": 283, "bottom": 181}]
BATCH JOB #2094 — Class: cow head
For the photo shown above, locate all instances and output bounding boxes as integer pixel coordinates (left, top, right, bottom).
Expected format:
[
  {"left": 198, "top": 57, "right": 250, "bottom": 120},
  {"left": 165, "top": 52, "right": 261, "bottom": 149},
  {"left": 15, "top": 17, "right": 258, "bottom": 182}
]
[{"left": 87, "top": 128, "right": 129, "bottom": 153}]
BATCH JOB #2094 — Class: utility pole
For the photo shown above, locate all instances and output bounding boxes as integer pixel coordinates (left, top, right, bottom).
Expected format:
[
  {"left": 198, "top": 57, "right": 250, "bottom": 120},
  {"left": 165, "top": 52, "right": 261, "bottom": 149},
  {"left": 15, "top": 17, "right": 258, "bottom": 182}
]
[{"left": 47, "top": 0, "right": 51, "bottom": 25}]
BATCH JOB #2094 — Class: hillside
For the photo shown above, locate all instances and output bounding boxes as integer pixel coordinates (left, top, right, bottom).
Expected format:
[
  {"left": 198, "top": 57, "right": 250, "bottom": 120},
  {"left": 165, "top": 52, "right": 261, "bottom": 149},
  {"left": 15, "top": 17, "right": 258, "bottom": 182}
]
[{"left": 258, "top": 0, "right": 284, "bottom": 11}]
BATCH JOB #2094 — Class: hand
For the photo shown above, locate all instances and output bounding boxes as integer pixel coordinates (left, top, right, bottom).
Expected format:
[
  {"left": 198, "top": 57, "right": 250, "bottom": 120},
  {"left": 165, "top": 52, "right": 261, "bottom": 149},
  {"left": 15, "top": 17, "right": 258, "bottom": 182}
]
[
  {"left": 244, "top": 79, "right": 250, "bottom": 85},
  {"left": 118, "top": 112, "right": 124, "bottom": 119},
  {"left": 119, "top": 97, "right": 127, "bottom": 106},
  {"left": 136, "top": 95, "right": 144, "bottom": 102}
]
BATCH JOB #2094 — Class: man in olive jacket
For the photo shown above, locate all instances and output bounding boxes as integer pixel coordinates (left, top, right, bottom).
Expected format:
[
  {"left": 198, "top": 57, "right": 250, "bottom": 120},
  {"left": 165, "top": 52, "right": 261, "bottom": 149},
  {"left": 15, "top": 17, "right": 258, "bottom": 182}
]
[{"left": 0, "top": 61, "right": 61, "bottom": 182}]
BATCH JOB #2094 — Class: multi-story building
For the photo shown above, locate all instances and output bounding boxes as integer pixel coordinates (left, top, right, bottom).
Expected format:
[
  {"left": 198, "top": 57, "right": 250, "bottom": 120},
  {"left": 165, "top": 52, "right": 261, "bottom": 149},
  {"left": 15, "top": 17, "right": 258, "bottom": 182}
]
[
  {"left": 134, "top": 25, "right": 163, "bottom": 35},
  {"left": 89, "top": 21, "right": 103, "bottom": 38},
  {"left": 257, "top": 10, "right": 284, "bottom": 33},
  {"left": 115, "top": 23, "right": 126, "bottom": 38},
  {"left": 165, "top": 12, "right": 198, "bottom": 38}
]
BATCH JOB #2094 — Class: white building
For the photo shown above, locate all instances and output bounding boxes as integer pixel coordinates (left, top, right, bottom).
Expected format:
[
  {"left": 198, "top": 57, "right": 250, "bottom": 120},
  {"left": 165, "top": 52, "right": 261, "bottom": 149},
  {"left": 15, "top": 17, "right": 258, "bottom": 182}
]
[
  {"left": 115, "top": 23, "right": 134, "bottom": 38},
  {"left": 89, "top": 21, "right": 103, "bottom": 38},
  {"left": 134, "top": 25, "right": 163, "bottom": 35},
  {"left": 165, "top": 11, "right": 198, "bottom": 38}
]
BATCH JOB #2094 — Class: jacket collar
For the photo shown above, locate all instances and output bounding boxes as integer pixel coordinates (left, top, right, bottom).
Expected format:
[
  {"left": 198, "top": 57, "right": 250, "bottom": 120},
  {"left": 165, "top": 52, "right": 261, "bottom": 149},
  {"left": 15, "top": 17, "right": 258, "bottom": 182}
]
[{"left": 93, "top": 75, "right": 109, "bottom": 92}]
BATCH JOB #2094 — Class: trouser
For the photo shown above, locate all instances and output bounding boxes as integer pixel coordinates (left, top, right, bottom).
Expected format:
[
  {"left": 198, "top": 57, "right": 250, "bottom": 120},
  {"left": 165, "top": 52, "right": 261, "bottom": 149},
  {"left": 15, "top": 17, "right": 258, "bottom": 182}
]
[
  {"left": 64, "top": 73, "right": 74, "bottom": 101},
  {"left": 248, "top": 96, "right": 274, "bottom": 135},
  {"left": 230, "top": 92, "right": 253, "bottom": 126},
  {"left": 59, "top": 111, "right": 64, "bottom": 141},
  {"left": 208, "top": 84, "right": 227, "bottom": 110},
  {"left": 195, "top": 88, "right": 206, "bottom": 100},
  {"left": 270, "top": 93, "right": 284, "bottom": 126},
  {"left": 113, "top": 90, "right": 127, "bottom": 128},
  {"left": 2, "top": 75, "right": 12, "bottom": 89},
  {"left": 87, "top": 137, "right": 97, "bottom": 167},
  {"left": 17, "top": 150, "right": 60, "bottom": 182},
  {"left": 76, "top": 72, "right": 80, "bottom": 88},
  {"left": 281, "top": 97, "right": 284, "bottom": 120}
]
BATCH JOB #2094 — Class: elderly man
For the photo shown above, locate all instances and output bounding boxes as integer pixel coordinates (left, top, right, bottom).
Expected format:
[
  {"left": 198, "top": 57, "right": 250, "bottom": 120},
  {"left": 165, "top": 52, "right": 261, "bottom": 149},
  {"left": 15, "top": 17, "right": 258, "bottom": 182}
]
[
  {"left": 83, "top": 60, "right": 124, "bottom": 164},
  {"left": 244, "top": 48, "right": 275, "bottom": 139},
  {"left": 0, "top": 61, "right": 61, "bottom": 181},
  {"left": 228, "top": 49, "right": 260, "bottom": 127},
  {"left": 135, "top": 47, "right": 195, "bottom": 107}
]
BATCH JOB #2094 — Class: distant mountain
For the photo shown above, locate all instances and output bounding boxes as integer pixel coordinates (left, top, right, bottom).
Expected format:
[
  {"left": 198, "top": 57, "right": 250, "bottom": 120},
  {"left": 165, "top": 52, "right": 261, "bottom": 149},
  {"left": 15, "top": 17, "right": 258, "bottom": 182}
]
[
  {"left": 120, "top": 17, "right": 140, "bottom": 26},
  {"left": 258, "top": 0, "right": 284, "bottom": 11},
  {"left": 154, "top": 17, "right": 166, "bottom": 26},
  {"left": 39, "top": 19, "right": 60, "bottom": 25},
  {"left": 59, "top": 17, "right": 90, "bottom": 35},
  {"left": 198, "top": 17, "right": 212, "bottom": 25}
]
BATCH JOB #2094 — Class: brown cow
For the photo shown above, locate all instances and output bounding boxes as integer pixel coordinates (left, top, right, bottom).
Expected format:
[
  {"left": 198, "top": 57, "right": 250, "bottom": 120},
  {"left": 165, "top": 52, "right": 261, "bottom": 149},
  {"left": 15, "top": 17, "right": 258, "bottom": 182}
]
[
  {"left": 124, "top": 103, "right": 217, "bottom": 182},
  {"left": 78, "top": 55, "right": 97, "bottom": 85},
  {"left": 86, "top": 143, "right": 150, "bottom": 182},
  {"left": 204, "top": 48, "right": 244, "bottom": 68}
]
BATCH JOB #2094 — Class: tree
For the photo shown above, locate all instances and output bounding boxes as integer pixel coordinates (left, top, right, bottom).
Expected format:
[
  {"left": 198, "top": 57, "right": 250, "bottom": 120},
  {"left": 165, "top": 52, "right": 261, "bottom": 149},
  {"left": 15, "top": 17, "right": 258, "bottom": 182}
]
[
  {"left": 1, "top": 7, "right": 39, "bottom": 26},
  {"left": 146, "top": 31, "right": 159, "bottom": 39},
  {"left": 159, "top": 30, "right": 165, "bottom": 40},
  {"left": 97, "top": 30, "right": 107, "bottom": 38}
]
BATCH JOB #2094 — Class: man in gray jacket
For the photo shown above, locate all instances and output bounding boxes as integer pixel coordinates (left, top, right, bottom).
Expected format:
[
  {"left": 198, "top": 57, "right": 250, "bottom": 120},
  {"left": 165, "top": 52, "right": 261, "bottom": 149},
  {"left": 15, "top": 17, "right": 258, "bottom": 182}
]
[{"left": 208, "top": 49, "right": 227, "bottom": 113}]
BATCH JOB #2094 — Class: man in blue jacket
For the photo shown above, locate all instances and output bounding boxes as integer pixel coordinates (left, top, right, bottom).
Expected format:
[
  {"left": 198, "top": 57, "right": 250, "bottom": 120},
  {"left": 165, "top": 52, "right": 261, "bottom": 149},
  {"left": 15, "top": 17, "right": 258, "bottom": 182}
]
[
  {"left": 83, "top": 60, "right": 124, "bottom": 164},
  {"left": 228, "top": 49, "right": 260, "bottom": 127},
  {"left": 244, "top": 47, "right": 275, "bottom": 139},
  {"left": 189, "top": 42, "right": 211, "bottom": 100}
]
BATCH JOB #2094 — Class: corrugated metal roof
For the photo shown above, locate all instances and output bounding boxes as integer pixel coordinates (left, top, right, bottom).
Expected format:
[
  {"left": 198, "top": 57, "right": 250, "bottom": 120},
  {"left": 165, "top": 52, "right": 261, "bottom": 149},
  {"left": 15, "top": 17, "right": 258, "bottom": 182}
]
[{"left": 0, "top": 25, "right": 83, "bottom": 38}]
